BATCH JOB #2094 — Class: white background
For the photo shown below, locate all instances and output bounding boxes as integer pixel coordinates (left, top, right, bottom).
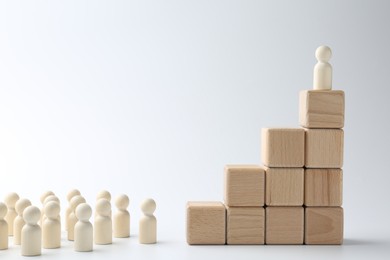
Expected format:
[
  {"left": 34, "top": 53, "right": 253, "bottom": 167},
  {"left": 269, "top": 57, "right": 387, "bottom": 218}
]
[{"left": 1, "top": 1, "right": 390, "bottom": 259}]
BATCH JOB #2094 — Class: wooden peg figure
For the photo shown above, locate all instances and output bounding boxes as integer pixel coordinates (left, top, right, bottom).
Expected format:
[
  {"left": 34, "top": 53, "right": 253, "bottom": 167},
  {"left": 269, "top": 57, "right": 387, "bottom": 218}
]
[
  {"left": 43, "top": 201, "right": 61, "bottom": 249},
  {"left": 139, "top": 198, "right": 157, "bottom": 244},
  {"left": 0, "top": 202, "right": 8, "bottom": 250},
  {"left": 40, "top": 191, "right": 55, "bottom": 226},
  {"left": 313, "top": 45, "right": 332, "bottom": 90},
  {"left": 74, "top": 203, "right": 93, "bottom": 252},
  {"left": 94, "top": 198, "right": 112, "bottom": 244},
  {"left": 67, "top": 195, "right": 86, "bottom": 241},
  {"left": 113, "top": 194, "right": 130, "bottom": 238},
  {"left": 4, "top": 192, "right": 19, "bottom": 236},
  {"left": 42, "top": 195, "right": 61, "bottom": 224},
  {"left": 96, "top": 190, "right": 112, "bottom": 218},
  {"left": 66, "top": 189, "right": 81, "bottom": 231},
  {"left": 14, "top": 198, "right": 31, "bottom": 245},
  {"left": 21, "top": 206, "right": 41, "bottom": 256}
]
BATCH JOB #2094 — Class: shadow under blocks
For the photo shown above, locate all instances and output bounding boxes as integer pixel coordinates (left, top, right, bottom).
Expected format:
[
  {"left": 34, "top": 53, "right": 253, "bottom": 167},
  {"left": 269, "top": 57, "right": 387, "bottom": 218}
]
[{"left": 186, "top": 46, "right": 344, "bottom": 245}]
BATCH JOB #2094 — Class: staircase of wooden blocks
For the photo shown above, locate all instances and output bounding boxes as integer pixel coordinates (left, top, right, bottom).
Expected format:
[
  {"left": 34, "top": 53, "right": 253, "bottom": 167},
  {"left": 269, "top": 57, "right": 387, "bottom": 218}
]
[{"left": 186, "top": 46, "right": 345, "bottom": 246}]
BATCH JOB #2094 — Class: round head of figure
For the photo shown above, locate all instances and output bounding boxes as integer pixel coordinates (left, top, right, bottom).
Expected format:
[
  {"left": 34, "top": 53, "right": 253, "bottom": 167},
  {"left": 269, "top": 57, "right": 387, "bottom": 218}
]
[
  {"left": 15, "top": 198, "right": 32, "bottom": 216},
  {"left": 23, "top": 206, "right": 41, "bottom": 225},
  {"left": 67, "top": 189, "right": 81, "bottom": 202},
  {"left": 4, "top": 192, "right": 20, "bottom": 208},
  {"left": 70, "top": 195, "right": 86, "bottom": 211},
  {"left": 76, "top": 203, "right": 92, "bottom": 222},
  {"left": 0, "top": 202, "right": 7, "bottom": 219},
  {"left": 40, "top": 191, "right": 55, "bottom": 204},
  {"left": 315, "top": 45, "right": 332, "bottom": 62},
  {"left": 44, "top": 201, "right": 60, "bottom": 219},
  {"left": 115, "top": 194, "right": 129, "bottom": 211},
  {"left": 44, "top": 195, "right": 60, "bottom": 205},
  {"left": 96, "top": 198, "right": 111, "bottom": 217},
  {"left": 96, "top": 190, "right": 111, "bottom": 202},
  {"left": 140, "top": 198, "right": 156, "bottom": 216}
]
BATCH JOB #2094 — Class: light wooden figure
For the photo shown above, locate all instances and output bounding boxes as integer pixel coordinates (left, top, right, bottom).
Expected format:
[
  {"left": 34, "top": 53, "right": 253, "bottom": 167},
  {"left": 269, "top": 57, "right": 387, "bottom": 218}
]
[
  {"left": 313, "top": 45, "right": 332, "bottom": 90},
  {"left": 265, "top": 167, "right": 304, "bottom": 206},
  {"left": 265, "top": 207, "right": 304, "bottom": 245},
  {"left": 43, "top": 201, "right": 61, "bottom": 249},
  {"left": 74, "top": 203, "right": 93, "bottom": 252},
  {"left": 261, "top": 128, "right": 305, "bottom": 167},
  {"left": 65, "top": 189, "right": 81, "bottom": 231},
  {"left": 305, "top": 207, "right": 343, "bottom": 245},
  {"left": 186, "top": 201, "right": 226, "bottom": 245},
  {"left": 305, "top": 169, "right": 343, "bottom": 206},
  {"left": 299, "top": 90, "right": 345, "bottom": 128},
  {"left": 4, "top": 192, "right": 19, "bottom": 236},
  {"left": 305, "top": 129, "right": 344, "bottom": 168},
  {"left": 227, "top": 207, "right": 264, "bottom": 245},
  {"left": 113, "top": 194, "right": 130, "bottom": 238},
  {"left": 21, "top": 206, "right": 41, "bottom": 256},
  {"left": 94, "top": 198, "right": 112, "bottom": 245},
  {"left": 68, "top": 195, "right": 86, "bottom": 241},
  {"left": 42, "top": 195, "right": 61, "bottom": 224},
  {"left": 139, "top": 198, "right": 157, "bottom": 244},
  {"left": 0, "top": 202, "right": 8, "bottom": 250},
  {"left": 40, "top": 191, "right": 55, "bottom": 226},
  {"left": 13, "top": 198, "right": 31, "bottom": 245},
  {"left": 96, "top": 190, "right": 111, "bottom": 217},
  {"left": 224, "top": 165, "right": 264, "bottom": 207}
]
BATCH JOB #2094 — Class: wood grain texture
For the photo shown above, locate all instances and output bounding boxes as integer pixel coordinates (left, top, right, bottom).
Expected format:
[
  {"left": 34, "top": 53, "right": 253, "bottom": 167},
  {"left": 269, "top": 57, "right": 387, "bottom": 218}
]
[
  {"left": 305, "top": 129, "right": 344, "bottom": 168},
  {"left": 305, "top": 207, "right": 343, "bottom": 245},
  {"left": 186, "top": 202, "right": 226, "bottom": 245},
  {"left": 265, "top": 207, "right": 304, "bottom": 245},
  {"left": 305, "top": 169, "right": 343, "bottom": 206},
  {"left": 261, "top": 128, "right": 305, "bottom": 167},
  {"left": 299, "top": 90, "right": 345, "bottom": 129},
  {"left": 224, "top": 165, "right": 265, "bottom": 207},
  {"left": 227, "top": 207, "right": 264, "bottom": 245},
  {"left": 265, "top": 167, "right": 304, "bottom": 206}
]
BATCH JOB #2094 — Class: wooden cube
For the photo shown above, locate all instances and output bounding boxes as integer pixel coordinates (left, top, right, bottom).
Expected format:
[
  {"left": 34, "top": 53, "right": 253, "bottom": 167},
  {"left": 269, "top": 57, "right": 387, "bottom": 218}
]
[
  {"left": 299, "top": 90, "right": 345, "bottom": 128},
  {"left": 305, "top": 129, "right": 344, "bottom": 168},
  {"left": 265, "top": 207, "right": 304, "bottom": 245},
  {"left": 227, "top": 207, "right": 265, "bottom": 245},
  {"left": 186, "top": 202, "right": 226, "bottom": 245},
  {"left": 305, "top": 207, "right": 343, "bottom": 245},
  {"left": 305, "top": 169, "right": 343, "bottom": 206},
  {"left": 265, "top": 167, "right": 304, "bottom": 206},
  {"left": 224, "top": 165, "right": 265, "bottom": 207},
  {"left": 261, "top": 128, "right": 305, "bottom": 167}
]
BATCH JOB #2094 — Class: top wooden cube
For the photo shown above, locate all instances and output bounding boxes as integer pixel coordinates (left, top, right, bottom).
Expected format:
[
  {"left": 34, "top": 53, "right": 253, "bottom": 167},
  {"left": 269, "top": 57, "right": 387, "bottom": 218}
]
[
  {"left": 261, "top": 128, "right": 305, "bottom": 167},
  {"left": 299, "top": 90, "right": 345, "bottom": 129}
]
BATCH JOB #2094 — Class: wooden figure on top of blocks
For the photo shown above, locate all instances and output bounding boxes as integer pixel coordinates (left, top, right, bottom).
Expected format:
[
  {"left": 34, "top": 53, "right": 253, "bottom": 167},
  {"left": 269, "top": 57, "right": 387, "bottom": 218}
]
[{"left": 313, "top": 45, "right": 332, "bottom": 90}]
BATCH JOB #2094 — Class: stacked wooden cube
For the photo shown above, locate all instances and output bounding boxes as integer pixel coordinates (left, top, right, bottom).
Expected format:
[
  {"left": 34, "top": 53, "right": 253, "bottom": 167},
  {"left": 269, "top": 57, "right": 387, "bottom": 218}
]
[{"left": 186, "top": 88, "right": 345, "bottom": 245}]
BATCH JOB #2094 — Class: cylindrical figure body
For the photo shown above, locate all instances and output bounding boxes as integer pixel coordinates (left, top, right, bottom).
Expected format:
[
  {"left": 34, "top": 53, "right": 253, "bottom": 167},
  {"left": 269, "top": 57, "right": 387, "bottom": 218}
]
[
  {"left": 43, "top": 219, "right": 61, "bottom": 248},
  {"left": 313, "top": 62, "right": 332, "bottom": 90},
  {"left": 0, "top": 220, "right": 7, "bottom": 250},
  {"left": 139, "top": 216, "right": 157, "bottom": 244},
  {"left": 74, "top": 203, "right": 93, "bottom": 252},
  {"left": 21, "top": 224, "right": 41, "bottom": 256},
  {"left": 114, "top": 210, "right": 130, "bottom": 238},
  {"left": 94, "top": 216, "right": 112, "bottom": 244}
]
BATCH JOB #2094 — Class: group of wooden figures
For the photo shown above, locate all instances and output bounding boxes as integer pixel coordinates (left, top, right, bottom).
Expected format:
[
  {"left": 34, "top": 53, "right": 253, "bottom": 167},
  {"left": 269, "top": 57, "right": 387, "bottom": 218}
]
[{"left": 0, "top": 189, "right": 157, "bottom": 256}]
